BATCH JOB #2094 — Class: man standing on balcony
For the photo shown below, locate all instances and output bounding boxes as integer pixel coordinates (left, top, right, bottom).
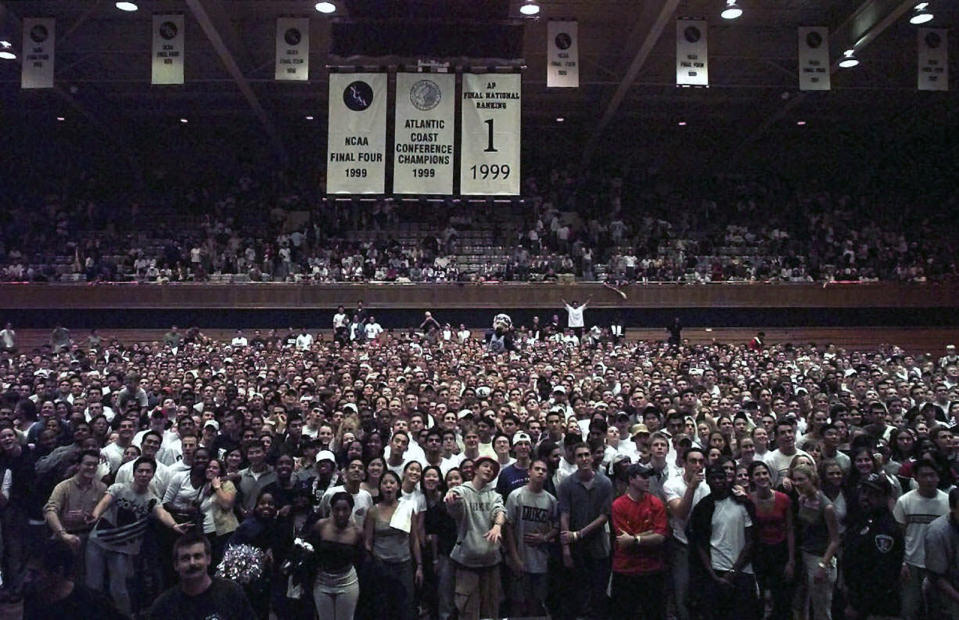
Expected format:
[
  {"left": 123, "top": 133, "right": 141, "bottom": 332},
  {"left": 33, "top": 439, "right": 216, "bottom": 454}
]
[{"left": 561, "top": 298, "right": 591, "bottom": 341}]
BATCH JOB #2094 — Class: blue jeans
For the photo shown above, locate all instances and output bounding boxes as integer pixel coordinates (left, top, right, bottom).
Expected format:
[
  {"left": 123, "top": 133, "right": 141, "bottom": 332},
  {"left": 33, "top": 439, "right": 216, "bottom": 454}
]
[{"left": 85, "top": 541, "right": 134, "bottom": 615}]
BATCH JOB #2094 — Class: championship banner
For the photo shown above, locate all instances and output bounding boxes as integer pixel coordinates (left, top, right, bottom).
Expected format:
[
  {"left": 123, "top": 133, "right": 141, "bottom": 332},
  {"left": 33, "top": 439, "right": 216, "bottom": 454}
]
[
  {"left": 547, "top": 20, "right": 579, "bottom": 88},
  {"left": 327, "top": 73, "right": 387, "bottom": 194},
  {"left": 152, "top": 14, "right": 184, "bottom": 85},
  {"left": 21, "top": 18, "right": 55, "bottom": 89},
  {"left": 798, "top": 27, "right": 830, "bottom": 91},
  {"left": 460, "top": 73, "right": 521, "bottom": 196},
  {"left": 275, "top": 17, "right": 309, "bottom": 81},
  {"left": 393, "top": 72, "right": 455, "bottom": 195},
  {"left": 918, "top": 28, "right": 948, "bottom": 91},
  {"left": 676, "top": 18, "right": 708, "bottom": 87}
]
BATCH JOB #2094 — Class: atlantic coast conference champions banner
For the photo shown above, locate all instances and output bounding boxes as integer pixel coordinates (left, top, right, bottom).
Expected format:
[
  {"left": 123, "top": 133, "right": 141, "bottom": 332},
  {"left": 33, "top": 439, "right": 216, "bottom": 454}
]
[
  {"left": 393, "top": 72, "right": 455, "bottom": 195},
  {"left": 152, "top": 14, "right": 184, "bottom": 85},
  {"left": 798, "top": 27, "right": 830, "bottom": 91},
  {"left": 327, "top": 73, "right": 387, "bottom": 194},
  {"left": 275, "top": 17, "right": 309, "bottom": 81},
  {"left": 21, "top": 18, "right": 55, "bottom": 89},
  {"left": 460, "top": 73, "right": 521, "bottom": 196},
  {"left": 676, "top": 18, "right": 708, "bottom": 87}
]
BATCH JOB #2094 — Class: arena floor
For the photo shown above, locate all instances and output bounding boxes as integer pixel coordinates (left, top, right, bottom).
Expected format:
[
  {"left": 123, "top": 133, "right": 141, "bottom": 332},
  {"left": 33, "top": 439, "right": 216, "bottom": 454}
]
[{"left": 12, "top": 327, "right": 959, "bottom": 354}]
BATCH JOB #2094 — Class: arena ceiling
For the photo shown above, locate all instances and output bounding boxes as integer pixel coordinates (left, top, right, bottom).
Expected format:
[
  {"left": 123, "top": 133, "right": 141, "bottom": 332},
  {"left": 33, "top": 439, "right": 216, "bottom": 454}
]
[{"left": 0, "top": 0, "right": 956, "bottom": 171}]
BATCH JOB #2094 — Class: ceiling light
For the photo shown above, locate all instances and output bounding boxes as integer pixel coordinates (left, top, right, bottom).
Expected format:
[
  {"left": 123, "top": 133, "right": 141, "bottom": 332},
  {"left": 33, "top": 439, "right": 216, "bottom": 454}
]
[
  {"left": 519, "top": 1, "right": 540, "bottom": 16},
  {"left": 115, "top": 1, "right": 138, "bottom": 11},
  {"left": 721, "top": 0, "right": 743, "bottom": 20},
  {"left": 305, "top": 115, "right": 315, "bottom": 120},
  {"left": 315, "top": 2, "right": 336, "bottom": 13},
  {"left": 909, "top": 4, "right": 933, "bottom": 24},
  {"left": 0, "top": 51, "right": 16, "bottom": 60},
  {"left": 0, "top": 40, "right": 11, "bottom": 49},
  {"left": 838, "top": 49, "right": 859, "bottom": 68},
  {"left": 677, "top": 121, "right": 687, "bottom": 126},
  {"left": 179, "top": 118, "right": 189, "bottom": 124},
  {"left": 556, "top": 117, "right": 565, "bottom": 123},
  {"left": 56, "top": 116, "right": 65, "bottom": 121},
  {"left": 796, "top": 121, "right": 806, "bottom": 126}
]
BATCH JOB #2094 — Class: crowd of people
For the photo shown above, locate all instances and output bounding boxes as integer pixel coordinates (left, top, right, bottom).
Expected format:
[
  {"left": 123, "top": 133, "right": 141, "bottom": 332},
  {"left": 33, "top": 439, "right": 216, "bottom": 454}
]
[
  {"left": 2, "top": 168, "right": 957, "bottom": 285},
  {"left": 0, "top": 303, "right": 957, "bottom": 619}
]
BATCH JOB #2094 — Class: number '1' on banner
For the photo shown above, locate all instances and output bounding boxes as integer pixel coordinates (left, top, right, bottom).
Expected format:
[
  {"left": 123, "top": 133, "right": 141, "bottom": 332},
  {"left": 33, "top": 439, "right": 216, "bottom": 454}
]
[{"left": 460, "top": 73, "right": 521, "bottom": 196}]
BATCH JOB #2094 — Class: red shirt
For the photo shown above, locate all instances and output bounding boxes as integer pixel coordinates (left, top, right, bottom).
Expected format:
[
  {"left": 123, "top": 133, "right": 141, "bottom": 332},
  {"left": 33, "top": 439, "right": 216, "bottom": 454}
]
[
  {"left": 751, "top": 491, "right": 791, "bottom": 545},
  {"left": 611, "top": 491, "right": 669, "bottom": 575}
]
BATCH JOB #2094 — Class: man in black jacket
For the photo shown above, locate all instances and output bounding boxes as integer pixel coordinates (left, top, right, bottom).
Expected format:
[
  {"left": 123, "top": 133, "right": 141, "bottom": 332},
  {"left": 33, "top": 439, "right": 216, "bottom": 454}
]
[{"left": 843, "top": 473, "right": 905, "bottom": 619}]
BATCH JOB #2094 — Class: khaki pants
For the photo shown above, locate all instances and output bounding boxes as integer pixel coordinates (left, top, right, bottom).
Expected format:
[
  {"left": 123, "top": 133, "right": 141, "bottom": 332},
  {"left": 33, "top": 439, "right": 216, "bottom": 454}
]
[{"left": 453, "top": 562, "right": 500, "bottom": 620}]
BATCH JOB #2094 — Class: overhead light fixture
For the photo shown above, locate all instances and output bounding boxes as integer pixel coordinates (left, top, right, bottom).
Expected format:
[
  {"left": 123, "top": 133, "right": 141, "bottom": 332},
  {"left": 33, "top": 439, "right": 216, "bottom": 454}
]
[
  {"left": 56, "top": 116, "right": 65, "bottom": 122},
  {"left": 796, "top": 120, "right": 806, "bottom": 126},
  {"left": 0, "top": 50, "right": 15, "bottom": 60},
  {"left": 179, "top": 118, "right": 189, "bottom": 124},
  {"left": 0, "top": 40, "right": 11, "bottom": 48},
  {"left": 556, "top": 117, "right": 565, "bottom": 123},
  {"left": 519, "top": 1, "right": 540, "bottom": 16},
  {"left": 115, "top": 1, "right": 138, "bottom": 11},
  {"left": 315, "top": 2, "right": 336, "bottom": 13},
  {"left": 305, "top": 115, "right": 315, "bottom": 120},
  {"left": 677, "top": 121, "right": 687, "bottom": 126},
  {"left": 838, "top": 49, "right": 859, "bottom": 68},
  {"left": 721, "top": 0, "right": 743, "bottom": 20},
  {"left": 909, "top": 3, "right": 933, "bottom": 24}
]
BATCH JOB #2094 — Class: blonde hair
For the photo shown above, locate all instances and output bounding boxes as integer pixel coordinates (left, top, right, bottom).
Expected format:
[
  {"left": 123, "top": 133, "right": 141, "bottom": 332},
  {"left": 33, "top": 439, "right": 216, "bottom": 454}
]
[{"left": 790, "top": 463, "right": 820, "bottom": 489}]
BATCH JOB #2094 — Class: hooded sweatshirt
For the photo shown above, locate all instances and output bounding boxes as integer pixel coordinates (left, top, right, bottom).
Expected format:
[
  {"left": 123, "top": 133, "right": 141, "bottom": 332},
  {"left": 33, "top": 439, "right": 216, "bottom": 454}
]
[{"left": 448, "top": 480, "right": 506, "bottom": 568}]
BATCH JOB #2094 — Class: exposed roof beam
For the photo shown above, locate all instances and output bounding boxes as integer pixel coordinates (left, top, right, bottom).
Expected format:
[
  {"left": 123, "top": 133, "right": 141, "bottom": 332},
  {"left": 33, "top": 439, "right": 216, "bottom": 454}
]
[
  {"left": 185, "top": 0, "right": 288, "bottom": 165},
  {"left": 582, "top": 0, "right": 680, "bottom": 164},
  {"left": 726, "top": 0, "right": 917, "bottom": 167}
]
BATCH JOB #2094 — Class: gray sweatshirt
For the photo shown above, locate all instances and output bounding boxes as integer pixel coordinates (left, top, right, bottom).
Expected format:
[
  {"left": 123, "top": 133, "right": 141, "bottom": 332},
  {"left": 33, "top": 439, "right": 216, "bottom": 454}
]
[{"left": 448, "top": 481, "right": 507, "bottom": 568}]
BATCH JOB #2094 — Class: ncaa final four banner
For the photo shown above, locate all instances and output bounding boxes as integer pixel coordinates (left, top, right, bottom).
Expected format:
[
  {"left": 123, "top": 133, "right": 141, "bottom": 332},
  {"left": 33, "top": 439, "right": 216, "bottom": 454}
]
[
  {"left": 547, "top": 20, "right": 579, "bottom": 88},
  {"left": 676, "top": 18, "right": 708, "bottom": 87},
  {"left": 918, "top": 29, "right": 948, "bottom": 91},
  {"left": 327, "top": 73, "right": 387, "bottom": 194},
  {"left": 393, "top": 72, "right": 455, "bottom": 195},
  {"left": 798, "top": 27, "right": 830, "bottom": 91},
  {"left": 275, "top": 18, "right": 309, "bottom": 81},
  {"left": 21, "top": 18, "right": 55, "bottom": 89},
  {"left": 152, "top": 14, "right": 184, "bottom": 85},
  {"left": 460, "top": 73, "right": 521, "bottom": 196}
]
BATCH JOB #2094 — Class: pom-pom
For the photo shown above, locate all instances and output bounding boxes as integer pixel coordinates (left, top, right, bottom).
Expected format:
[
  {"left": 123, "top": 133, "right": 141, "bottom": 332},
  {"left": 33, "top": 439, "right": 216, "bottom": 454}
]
[{"left": 216, "top": 544, "right": 266, "bottom": 585}]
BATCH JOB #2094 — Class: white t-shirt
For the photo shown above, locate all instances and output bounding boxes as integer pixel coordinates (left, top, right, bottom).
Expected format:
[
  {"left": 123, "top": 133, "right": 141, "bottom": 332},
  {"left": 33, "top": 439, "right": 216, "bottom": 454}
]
[
  {"left": 762, "top": 448, "right": 812, "bottom": 486},
  {"left": 893, "top": 489, "right": 950, "bottom": 567},
  {"left": 319, "top": 485, "right": 373, "bottom": 529},
  {"left": 295, "top": 333, "right": 314, "bottom": 351},
  {"left": 506, "top": 487, "right": 558, "bottom": 574},
  {"left": 663, "top": 475, "right": 710, "bottom": 544},
  {"left": 440, "top": 453, "right": 465, "bottom": 477},
  {"left": 365, "top": 323, "right": 384, "bottom": 340},
  {"left": 710, "top": 497, "right": 754, "bottom": 573},
  {"left": 565, "top": 304, "right": 585, "bottom": 328},
  {"left": 115, "top": 458, "right": 171, "bottom": 498}
]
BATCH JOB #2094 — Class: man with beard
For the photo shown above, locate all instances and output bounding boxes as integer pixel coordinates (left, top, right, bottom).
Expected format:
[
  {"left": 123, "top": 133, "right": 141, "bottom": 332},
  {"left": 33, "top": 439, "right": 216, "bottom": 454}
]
[
  {"left": 843, "top": 473, "right": 904, "bottom": 619},
  {"left": 148, "top": 532, "right": 255, "bottom": 619}
]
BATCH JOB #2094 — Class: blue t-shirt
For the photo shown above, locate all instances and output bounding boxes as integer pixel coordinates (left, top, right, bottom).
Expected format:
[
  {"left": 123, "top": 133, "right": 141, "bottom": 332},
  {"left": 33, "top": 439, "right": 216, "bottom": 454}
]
[{"left": 495, "top": 463, "right": 530, "bottom": 499}]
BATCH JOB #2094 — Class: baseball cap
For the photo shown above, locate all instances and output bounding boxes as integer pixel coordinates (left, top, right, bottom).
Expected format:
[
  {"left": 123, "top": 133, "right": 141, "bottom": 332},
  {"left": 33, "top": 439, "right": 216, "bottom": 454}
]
[
  {"left": 315, "top": 450, "right": 336, "bottom": 464},
  {"left": 474, "top": 455, "right": 501, "bottom": 478},
  {"left": 629, "top": 423, "right": 650, "bottom": 439},
  {"left": 204, "top": 420, "right": 220, "bottom": 431},
  {"left": 512, "top": 431, "right": 532, "bottom": 445},
  {"left": 858, "top": 473, "right": 890, "bottom": 494},
  {"left": 626, "top": 463, "right": 655, "bottom": 478},
  {"left": 457, "top": 408, "right": 474, "bottom": 420},
  {"left": 553, "top": 385, "right": 566, "bottom": 394}
]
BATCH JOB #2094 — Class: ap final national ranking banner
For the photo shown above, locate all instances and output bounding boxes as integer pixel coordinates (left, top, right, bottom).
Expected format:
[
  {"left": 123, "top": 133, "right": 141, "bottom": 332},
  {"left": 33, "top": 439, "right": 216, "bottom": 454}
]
[
  {"left": 327, "top": 73, "right": 387, "bottom": 194},
  {"left": 393, "top": 72, "right": 455, "bottom": 195},
  {"left": 460, "top": 73, "right": 521, "bottom": 196}
]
